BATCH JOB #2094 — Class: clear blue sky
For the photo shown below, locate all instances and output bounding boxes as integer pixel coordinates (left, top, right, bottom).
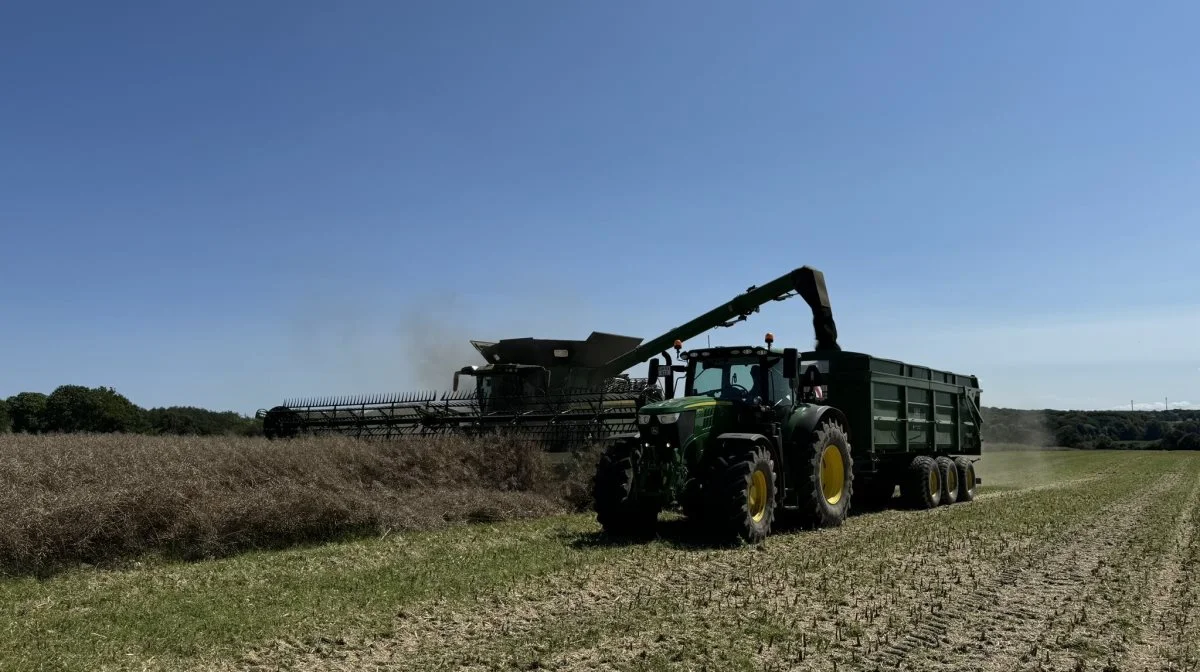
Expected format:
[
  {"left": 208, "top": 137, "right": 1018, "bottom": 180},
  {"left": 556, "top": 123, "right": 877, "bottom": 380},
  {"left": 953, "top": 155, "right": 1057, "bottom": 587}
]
[{"left": 2, "top": 1, "right": 1197, "bottom": 414}]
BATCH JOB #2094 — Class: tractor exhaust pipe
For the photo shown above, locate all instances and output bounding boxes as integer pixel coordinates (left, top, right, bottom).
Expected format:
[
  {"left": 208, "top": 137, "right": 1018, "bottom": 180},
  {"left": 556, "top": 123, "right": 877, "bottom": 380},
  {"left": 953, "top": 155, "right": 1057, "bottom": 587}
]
[{"left": 792, "top": 266, "right": 840, "bottom": 351}]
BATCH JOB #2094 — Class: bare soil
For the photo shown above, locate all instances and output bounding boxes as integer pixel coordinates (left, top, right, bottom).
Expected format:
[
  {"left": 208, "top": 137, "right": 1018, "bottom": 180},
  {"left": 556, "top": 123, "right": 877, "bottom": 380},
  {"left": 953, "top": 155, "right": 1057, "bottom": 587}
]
[{"left": 208, "top": 450, "right": 1200, "bottom": 672}]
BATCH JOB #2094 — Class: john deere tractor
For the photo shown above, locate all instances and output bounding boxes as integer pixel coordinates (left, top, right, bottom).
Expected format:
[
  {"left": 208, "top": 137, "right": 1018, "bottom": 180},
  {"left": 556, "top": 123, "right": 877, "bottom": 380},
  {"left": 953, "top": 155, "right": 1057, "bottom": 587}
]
[{"left": 593, "top": 284, "right": 983, "bottom": 543}]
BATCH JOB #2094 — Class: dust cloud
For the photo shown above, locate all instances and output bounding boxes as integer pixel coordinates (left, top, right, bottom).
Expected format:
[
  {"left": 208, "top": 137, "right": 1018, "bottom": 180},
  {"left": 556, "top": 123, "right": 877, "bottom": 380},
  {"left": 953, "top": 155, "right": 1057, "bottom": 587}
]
[
  {"left": 979, "top": 409, "right": 1061, "bottom": 489},
  {"left": 284, "top": 296, "right": 407, "bottom": 395},
  {"left": 396, "top": 292, "right": 483, "bottom": 391}
]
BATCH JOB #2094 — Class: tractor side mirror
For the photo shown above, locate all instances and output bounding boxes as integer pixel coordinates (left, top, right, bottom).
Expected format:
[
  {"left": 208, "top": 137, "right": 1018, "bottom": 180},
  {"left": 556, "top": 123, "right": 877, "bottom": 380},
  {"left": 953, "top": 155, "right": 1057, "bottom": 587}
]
[
  {"left": 648, "top": 358, "right": 661, "bottom": 382},
  {"left": 452, "top": 372, "right": 461, "bottom": 392},
  {"left": 783, "top": 348, "right": 798, "bottom": 379}
]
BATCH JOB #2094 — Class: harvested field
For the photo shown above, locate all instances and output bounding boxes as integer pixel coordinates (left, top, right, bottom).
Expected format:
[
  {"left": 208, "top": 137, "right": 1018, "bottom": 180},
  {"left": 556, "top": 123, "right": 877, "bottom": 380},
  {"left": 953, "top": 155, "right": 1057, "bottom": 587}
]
[{"left": 3, "top": 448, "right": 1199, "bottom": 672}]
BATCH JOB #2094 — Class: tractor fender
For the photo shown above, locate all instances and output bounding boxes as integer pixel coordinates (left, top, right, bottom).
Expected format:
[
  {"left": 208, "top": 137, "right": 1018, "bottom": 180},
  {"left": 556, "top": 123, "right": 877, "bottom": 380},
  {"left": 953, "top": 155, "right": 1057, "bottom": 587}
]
[
  {"left": 713, "top": 432, "right": 783, "bottom": 475},
  {"left": 787, "top": 404, "right": 851, "bottom": 452},
  {"left": 714, "top": 432, "right": 773, "bottom": 447}
]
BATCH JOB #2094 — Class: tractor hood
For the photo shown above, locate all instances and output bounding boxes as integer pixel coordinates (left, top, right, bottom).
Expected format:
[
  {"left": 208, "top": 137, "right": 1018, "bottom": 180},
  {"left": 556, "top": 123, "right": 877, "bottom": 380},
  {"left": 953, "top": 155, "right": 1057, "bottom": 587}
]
[{"left": 639, "top": 395, "right": 728, "bottom": 414}]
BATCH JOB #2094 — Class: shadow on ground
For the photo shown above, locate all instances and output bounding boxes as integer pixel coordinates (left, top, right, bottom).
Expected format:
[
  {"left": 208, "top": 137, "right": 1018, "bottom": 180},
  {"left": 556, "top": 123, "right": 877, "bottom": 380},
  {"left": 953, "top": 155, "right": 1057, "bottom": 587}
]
[{"left": 561, "top": 496, "right": 906, "bottom": 551}]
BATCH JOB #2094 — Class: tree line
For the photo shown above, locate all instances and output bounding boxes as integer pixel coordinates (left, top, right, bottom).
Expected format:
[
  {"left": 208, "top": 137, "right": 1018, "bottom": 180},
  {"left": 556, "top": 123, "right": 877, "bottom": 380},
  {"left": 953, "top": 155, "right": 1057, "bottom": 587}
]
[
  {"left": 981, "top": 407, "right": 1200, "bottom": 450},
  {"left": 2, "top": 384, "right": 1199, "bottom": 449},
  {"left": 0, "top": 386, "right": 262, "bottom": 437}
]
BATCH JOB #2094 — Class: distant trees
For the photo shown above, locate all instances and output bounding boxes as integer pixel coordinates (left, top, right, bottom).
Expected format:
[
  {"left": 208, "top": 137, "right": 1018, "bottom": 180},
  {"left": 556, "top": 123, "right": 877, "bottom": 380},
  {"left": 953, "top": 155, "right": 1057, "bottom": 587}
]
[
  {"left": 43, "top": 385, "right": 147, "bottom": 434},
  {"left": 7, "top": 392, "right": 48, "bottom": 434},
  {"left": 2, "top": 386, "right": 261, "bottom": 437},
  {"left": 144, "top": 406, "right": 262, "bottom": 436},
  {"left": 2, "top": 383, "right": 1199, "bottom": 449},
  {"left": 981, "top": 407, "right": 1200, "bottom": 450}
]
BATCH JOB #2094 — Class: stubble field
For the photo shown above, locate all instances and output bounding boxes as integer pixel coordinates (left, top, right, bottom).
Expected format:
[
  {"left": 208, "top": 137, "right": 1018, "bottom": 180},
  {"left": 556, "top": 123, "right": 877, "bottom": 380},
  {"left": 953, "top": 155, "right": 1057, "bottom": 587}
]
[{"left": 4, "top": 446, "right": 1199, "bottom": 672}]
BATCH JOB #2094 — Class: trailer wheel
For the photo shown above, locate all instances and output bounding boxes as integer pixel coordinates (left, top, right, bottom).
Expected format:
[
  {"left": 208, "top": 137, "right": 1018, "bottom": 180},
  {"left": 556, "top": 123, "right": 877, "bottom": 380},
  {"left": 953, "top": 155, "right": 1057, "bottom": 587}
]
[
  {"left": 936, "top": 456, "right": 959, "bottom": 505},
  {"left": 593, "top": 438, "right": 658, "bottom": 538},
  {"left": 709, "top": 441, "right": 777, "bottom": 543},
  {"left": 954, "top": 456, "right": 977, "bottom": 502},
  {"left": 799, "top": 420, "right": 854, "bottom": 527},
  {"left": 901, "top": 455, "right": 942, "bottom": 509}
]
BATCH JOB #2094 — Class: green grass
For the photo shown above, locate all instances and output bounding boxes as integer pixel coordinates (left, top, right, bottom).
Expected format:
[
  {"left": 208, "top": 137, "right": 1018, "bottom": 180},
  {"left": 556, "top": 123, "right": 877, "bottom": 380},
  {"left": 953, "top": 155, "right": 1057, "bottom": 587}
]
[
  {"left": 3, "top": 448, "right": 1197, "bottom": 671},
  {"left": 0, "top": 516, "right": 629, "bottom": 671}
]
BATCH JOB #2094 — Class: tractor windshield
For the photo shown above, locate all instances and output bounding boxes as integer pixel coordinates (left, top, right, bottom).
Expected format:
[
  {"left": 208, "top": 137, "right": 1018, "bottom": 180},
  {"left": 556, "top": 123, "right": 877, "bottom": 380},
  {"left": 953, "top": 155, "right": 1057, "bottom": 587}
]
[{"left": 689, "top": 355, "right": 791, "bottom": 405}]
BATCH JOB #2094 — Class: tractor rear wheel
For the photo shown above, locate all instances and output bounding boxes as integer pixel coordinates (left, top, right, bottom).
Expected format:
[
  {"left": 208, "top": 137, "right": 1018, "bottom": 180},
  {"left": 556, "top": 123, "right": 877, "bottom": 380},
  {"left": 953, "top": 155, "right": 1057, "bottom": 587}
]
[
  {"left": 954, "top": 456, "right": 978, "bottom": 502},
  {"left": 936, "top": 456, "right": 959, "bottom": 505},
  {"left": 593, "top": 438, "right": 658, "bottom": 538},
  {"left": 709, "top": 442, "right": 777, "bottom": 543},
  {"left": 901, "top": 455, "right": 942, "bottom": 509},
  {"left": 799, "top": 420, "right": 854, "bottom": 527}
]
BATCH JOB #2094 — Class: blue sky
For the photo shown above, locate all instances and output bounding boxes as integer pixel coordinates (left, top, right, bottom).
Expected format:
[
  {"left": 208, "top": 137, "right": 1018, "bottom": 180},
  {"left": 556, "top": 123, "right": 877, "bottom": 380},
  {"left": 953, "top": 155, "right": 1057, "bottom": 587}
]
[{"left": 2, "top": 1, "right": 1197, "bottom": 414}]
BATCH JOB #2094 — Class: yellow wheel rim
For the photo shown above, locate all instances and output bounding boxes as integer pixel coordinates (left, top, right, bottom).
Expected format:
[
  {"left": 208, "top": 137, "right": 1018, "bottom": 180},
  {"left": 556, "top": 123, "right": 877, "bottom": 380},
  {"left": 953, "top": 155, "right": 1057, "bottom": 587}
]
[
  {"left": 946, "top": 465, "right": 958, "bottom": 494},
  {"left": 820, "top": 445, "right": 845, "bottom": 505},
  {"left": 928, "top": 469, "right": 939, "bottom": 498},
  {"left": 748, "top": 470, "right": 768, "bottom": 522}
]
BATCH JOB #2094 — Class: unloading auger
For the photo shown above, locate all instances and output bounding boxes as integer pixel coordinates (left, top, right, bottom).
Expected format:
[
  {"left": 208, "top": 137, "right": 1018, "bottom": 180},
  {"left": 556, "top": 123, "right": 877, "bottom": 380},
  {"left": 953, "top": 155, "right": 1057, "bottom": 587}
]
[{"left": 256, "top": 266, "right": 839, "bottom": 452}]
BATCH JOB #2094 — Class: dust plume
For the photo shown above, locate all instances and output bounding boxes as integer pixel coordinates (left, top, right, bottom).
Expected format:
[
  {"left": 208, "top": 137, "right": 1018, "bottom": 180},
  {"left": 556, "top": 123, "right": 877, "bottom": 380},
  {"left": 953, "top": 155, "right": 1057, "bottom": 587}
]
[
  {"left": 396, "top": 292, "right": 483, "bottom": 391},
  {"left": 980, "top": 409, "right": 1061, "bottom": 489},
  {"left": 284, "top": 294, "right": 408, "bottom": 394}
]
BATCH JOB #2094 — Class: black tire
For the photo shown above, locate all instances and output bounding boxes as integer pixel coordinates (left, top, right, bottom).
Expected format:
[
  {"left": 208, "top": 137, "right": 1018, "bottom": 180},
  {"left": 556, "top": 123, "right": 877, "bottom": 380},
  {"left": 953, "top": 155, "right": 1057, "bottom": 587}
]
[
  {"left": 954, "top": 456, "right": 978, "bottom": 502},
  {"left": 708, "top": 442, "right": 777, "bottom": 543},
  {"left": 593, "top": 438, "right": 658, "bottom": 537},
  {"left": 936, "top": 456, "right": 959, "bottom": 505},
  {"left": 798, "top": 420, "right": 854, "bottom": 527},
  {"left": 901, "top": 455, "right": 942, "bottom": 509}
]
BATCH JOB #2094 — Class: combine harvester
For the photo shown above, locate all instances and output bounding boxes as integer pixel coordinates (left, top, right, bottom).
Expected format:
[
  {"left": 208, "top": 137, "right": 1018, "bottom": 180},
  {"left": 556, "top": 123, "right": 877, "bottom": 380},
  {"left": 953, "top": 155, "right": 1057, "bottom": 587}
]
[{"left": 257, "top": 267, "right": 839, "bottom": 452}]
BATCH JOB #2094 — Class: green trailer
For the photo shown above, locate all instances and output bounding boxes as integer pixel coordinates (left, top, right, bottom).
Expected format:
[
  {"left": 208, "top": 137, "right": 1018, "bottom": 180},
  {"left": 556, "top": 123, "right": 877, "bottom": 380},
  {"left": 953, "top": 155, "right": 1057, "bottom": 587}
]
[
  {"left": 795, "top": 349, "right": 982, "bottom": 510},
  {"left": 592, "top": 272, "right": 983, "bottom": 544}
]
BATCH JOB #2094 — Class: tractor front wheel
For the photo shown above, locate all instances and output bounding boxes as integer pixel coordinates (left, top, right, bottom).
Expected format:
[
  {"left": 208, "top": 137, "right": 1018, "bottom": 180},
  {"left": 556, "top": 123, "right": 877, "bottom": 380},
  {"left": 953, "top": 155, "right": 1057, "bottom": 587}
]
[
  {"left": 799, "top": 420, "right": 854, "bottom": 527},
  {"left": 709, "top": 442, "right": 777, "bottom": 544},
  {"left": 593, "top": 438, "right": 658, "bottom": 538}
]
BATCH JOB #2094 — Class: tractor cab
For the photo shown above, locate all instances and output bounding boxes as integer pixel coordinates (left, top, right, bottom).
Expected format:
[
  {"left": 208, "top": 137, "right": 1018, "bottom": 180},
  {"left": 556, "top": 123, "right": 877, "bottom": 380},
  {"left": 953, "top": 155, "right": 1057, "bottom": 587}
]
[{"left": 677, "top": 334, "right": 800, "bottom": 412}]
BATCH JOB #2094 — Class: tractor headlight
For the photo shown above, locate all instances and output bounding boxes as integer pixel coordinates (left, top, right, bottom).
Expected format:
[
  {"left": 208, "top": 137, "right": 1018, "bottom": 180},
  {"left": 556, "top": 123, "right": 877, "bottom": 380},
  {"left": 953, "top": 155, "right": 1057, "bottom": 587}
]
[
  {"left": 656, "top": 413, "right": 680, "bottom": 424},
  {"left": 638, "top": 414, "right": 651, "bottom": 425}
]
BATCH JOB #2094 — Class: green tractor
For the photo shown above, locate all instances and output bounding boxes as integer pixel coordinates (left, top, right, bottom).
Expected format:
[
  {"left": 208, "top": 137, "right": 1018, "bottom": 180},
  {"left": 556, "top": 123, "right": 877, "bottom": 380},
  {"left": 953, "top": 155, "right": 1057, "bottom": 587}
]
[{"left": 593, "top": 326, "right": 983, "bottom": 543}]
